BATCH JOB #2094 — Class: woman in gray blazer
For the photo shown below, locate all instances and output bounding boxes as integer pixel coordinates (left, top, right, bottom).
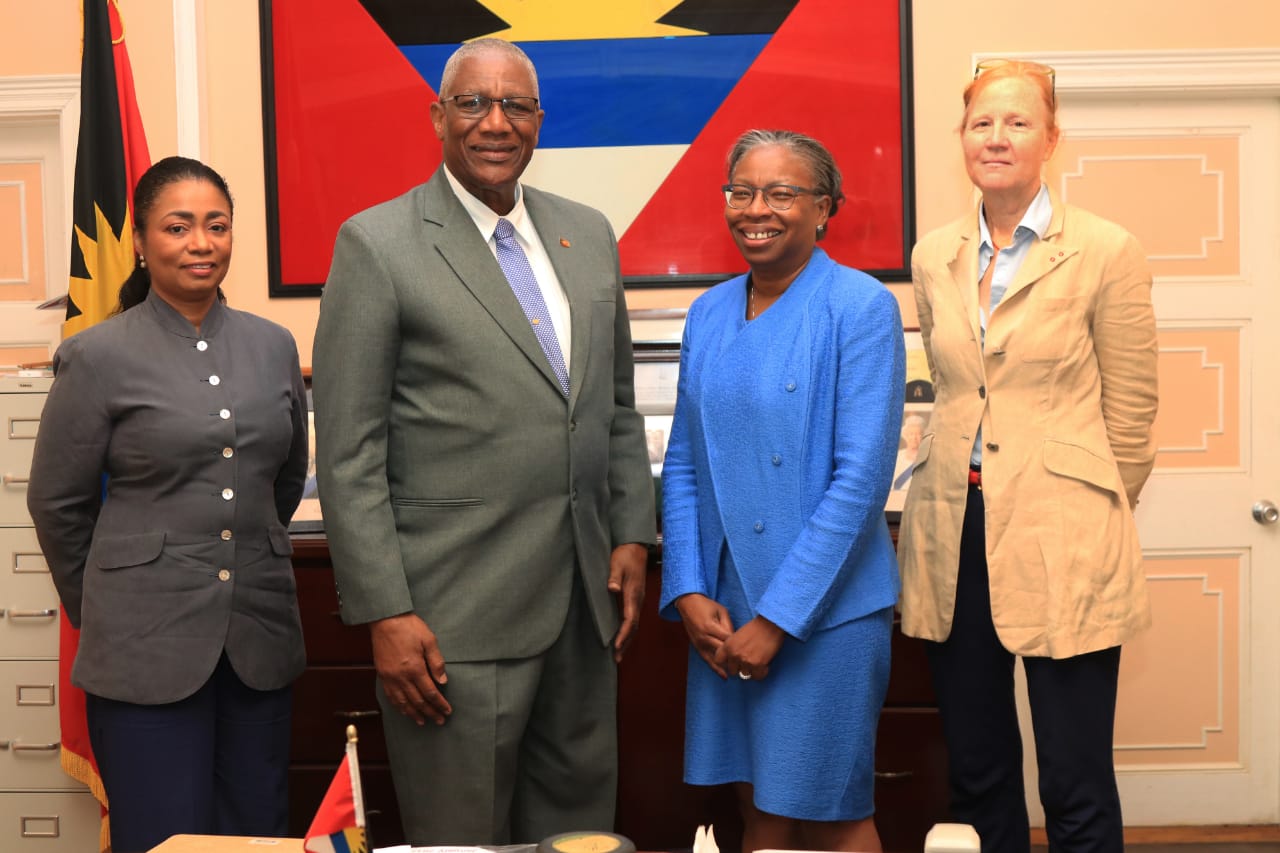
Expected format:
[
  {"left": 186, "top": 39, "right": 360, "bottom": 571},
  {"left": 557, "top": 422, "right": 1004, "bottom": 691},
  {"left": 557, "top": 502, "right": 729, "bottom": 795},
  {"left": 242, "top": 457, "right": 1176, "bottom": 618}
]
[{"left": 27, "top": 157, "right": 309, "bottom": 853}]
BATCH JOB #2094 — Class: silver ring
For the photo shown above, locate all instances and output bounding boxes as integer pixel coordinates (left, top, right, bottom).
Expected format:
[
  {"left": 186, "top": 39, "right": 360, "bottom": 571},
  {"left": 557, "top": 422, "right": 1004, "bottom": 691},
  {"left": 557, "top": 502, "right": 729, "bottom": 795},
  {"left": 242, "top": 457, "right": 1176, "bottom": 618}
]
[{"left": 738, "top": 671, "right": 752, "bottom": 680}]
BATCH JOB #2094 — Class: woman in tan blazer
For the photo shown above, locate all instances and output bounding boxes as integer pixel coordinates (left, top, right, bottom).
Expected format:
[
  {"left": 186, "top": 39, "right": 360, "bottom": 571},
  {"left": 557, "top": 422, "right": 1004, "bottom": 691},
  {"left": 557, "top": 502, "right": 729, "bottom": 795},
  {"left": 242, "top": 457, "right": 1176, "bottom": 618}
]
[{"left": 897, "top": 60, "right": 1158, "bottom": 853}]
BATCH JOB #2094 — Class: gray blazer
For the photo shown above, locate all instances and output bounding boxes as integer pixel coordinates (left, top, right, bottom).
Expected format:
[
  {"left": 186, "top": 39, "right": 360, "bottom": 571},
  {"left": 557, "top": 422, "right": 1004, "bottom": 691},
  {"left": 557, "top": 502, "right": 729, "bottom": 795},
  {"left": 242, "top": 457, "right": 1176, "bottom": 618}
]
[
  {"left": 313, "top": 169, "right": 655, "bottom": 661},
  {"left": 27, "top": 291, "right": 309, "bottom": 704}
]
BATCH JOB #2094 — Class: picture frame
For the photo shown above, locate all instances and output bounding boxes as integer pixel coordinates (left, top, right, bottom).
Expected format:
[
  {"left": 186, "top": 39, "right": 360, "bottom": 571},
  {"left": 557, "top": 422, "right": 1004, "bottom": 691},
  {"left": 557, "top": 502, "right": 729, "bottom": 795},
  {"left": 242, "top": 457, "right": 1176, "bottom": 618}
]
[
  {"left": 633, "top": 342, "right": 681, "bottom": 478},
  {"left": 289, "top": 383, "right": 323, "bottom": 533},
  {"left": 885, "top": 401, "right": 933, "bottom": 515},
  {"left": 258, "top": 0, "right": 915, "bottom": 296},
  {"left": 887, "top": 327, "right": 933, "bottom": 516}
]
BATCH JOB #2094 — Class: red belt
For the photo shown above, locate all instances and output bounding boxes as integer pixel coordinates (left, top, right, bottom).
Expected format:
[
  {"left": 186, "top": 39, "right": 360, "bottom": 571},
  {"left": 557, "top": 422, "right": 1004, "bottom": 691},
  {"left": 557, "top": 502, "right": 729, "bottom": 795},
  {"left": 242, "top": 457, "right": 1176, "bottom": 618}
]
[{"left": 968, "top": 468, "right": 982, "bottom": 487}]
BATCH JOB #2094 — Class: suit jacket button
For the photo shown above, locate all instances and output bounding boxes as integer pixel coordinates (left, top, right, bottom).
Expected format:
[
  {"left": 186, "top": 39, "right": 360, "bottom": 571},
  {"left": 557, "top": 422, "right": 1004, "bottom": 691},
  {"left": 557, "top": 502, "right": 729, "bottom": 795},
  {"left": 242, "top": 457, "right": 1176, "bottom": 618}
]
[
  {"left": 568, "top": 420, "right": 577, "bottom": 432},
  {"left": 978, "top": 385, "right": 986, "bottom": 398},
  {"left": 217, "top": 569, "right": 231, "bottom": 582},
  {"left": 985, "top": 442, "right": 999, "bottom": 452},
  {"left": 785, "top": 382, "right": 797, "bottom": 392},
  {"left": 221, "top": 488, "right": 234, "bottom": 501},
  {"left": 772, "top": 454, "right": 781, "bottom": 466},
  {"left": 753, "top": 521, "right": 765, "bottom": 532},
  {"left": 221, "top": 529, "right": 233, "bottom": 541}
]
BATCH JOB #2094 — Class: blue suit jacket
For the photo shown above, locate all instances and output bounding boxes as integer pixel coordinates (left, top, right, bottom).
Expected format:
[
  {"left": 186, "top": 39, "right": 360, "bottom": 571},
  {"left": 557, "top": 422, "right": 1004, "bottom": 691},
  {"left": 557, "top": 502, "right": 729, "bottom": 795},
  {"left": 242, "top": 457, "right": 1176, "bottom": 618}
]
[{"left": 660, "top": 249, "right": 904, "bottom": 639}]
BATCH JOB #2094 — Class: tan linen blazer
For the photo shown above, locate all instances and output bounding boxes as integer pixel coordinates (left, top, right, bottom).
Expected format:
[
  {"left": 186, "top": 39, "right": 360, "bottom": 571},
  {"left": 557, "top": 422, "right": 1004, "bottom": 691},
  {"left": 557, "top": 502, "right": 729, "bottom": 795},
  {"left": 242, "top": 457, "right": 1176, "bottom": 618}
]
[{"left": 898, "top": 189, "right": 1158, "bottom": 658}]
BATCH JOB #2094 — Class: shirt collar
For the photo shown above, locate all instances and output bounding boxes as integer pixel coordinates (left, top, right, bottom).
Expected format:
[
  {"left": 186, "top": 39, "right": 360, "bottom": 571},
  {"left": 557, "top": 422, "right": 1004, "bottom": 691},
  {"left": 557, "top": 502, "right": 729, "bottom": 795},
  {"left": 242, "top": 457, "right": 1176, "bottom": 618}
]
[
  {"left": 442, "top": 164, "right": 535, "bottom": 245},
  {"left": 144, "top": 286, "right": 225, "bottom": 339},
  {"left": 978, "top": 183, "right": 1053, "bottom": 250}
]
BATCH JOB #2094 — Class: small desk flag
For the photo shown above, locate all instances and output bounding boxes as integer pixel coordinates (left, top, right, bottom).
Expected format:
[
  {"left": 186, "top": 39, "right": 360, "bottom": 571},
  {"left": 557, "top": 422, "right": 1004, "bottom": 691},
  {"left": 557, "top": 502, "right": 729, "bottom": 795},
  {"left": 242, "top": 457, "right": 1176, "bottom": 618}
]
[{"left": 304, "top": 725, "right": 368, "bottom": 853}]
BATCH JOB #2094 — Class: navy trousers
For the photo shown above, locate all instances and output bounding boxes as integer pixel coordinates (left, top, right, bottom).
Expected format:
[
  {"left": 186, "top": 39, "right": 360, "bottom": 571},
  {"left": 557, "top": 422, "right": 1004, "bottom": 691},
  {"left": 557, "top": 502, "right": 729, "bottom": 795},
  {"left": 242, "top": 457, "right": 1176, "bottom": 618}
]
[
  {"left": 925, "top": 483, "right": 1125, "bottom": 853},
  {"left": 85, "top": 653, "right": 293, "bottom": 853}
]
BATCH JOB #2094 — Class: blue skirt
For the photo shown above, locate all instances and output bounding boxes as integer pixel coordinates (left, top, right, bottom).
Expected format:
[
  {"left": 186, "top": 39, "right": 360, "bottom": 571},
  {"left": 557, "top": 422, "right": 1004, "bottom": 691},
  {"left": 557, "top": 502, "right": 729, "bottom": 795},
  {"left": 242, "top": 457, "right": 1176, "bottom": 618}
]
[{"left": 682, "top": 548, "right": 892, "bottom": 821}]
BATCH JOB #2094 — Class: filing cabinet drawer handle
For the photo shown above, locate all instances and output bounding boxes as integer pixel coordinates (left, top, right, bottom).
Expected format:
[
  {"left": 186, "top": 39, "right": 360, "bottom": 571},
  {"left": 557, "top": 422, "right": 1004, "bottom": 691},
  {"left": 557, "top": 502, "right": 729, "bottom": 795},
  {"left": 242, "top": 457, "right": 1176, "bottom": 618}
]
[
  {"left": 3, "top": 473, "right": 30, "bottom": 485},
  {"left": 335, "top": 709, "right": 380, "bottom": 720},
  {"left": 10, "top": 740, "right": 61, "bottom": 751},
  {"left": 9, "top": 740, "right": 61, "bottom": 751},
  {"left": 9, "top": 417, "right": 41, "bottom": 440},
  {"left": 21, "top": 815, "right": 60, "bottom": 838},
  {"left": 6, "top": 608, "right": 57, "bottom": 619},
  {"left": 874, "top": 770, "right": 914, "bottom": 781}
]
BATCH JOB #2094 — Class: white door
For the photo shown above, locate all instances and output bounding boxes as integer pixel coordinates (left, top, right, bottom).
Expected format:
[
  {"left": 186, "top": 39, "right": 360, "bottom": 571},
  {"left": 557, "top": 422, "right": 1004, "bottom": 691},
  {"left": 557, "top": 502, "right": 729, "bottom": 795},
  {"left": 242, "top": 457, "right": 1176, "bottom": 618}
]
[
  {"left": 1015, "top": 96, "right": 1280, "bottom": 825},
  {"left": 0, "top": 115, "right": 67, "bottom": 361}
]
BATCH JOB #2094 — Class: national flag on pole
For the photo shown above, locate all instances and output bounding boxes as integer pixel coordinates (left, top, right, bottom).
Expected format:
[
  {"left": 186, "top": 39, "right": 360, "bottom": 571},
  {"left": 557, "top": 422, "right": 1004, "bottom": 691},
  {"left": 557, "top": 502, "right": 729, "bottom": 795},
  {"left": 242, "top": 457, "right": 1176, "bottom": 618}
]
[
  {"left": 66, "top": 0, "right": 151, "bottom": 336},
  {"left": 60, "top": 2, "right": 151, "bottom": 849},
  {"left": 304, "top": 725, "right": 368, "bottom": 853}
]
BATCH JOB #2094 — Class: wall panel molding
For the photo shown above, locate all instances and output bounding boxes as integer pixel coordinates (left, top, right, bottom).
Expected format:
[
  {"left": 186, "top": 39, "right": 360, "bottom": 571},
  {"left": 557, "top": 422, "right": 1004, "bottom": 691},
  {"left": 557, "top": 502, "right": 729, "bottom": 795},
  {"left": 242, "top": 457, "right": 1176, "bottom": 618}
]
[
  {"left": 974, "top": 49, "right": 1280, "bottom": 96},
  {"left": 0, "top": 75, "right": 78, "bottom": 253}
]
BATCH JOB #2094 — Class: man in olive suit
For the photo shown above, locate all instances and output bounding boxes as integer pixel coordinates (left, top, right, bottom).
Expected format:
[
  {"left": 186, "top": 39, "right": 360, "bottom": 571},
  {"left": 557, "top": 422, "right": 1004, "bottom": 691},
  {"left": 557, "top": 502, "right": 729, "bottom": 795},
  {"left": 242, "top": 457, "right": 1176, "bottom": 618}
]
[{"left": 313, "top": 39, "right": 655, "bottom": 846}]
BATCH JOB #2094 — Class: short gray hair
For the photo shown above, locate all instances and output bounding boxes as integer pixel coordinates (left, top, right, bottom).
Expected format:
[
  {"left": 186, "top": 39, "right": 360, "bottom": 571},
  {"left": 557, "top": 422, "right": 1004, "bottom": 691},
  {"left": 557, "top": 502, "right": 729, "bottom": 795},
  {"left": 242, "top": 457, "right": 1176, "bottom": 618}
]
[
  {"left": 439, "top": 38, "right": 539, "bottom": 99},
  {"left": 726, "top": 129, "right": 844, "bottom": 239}
]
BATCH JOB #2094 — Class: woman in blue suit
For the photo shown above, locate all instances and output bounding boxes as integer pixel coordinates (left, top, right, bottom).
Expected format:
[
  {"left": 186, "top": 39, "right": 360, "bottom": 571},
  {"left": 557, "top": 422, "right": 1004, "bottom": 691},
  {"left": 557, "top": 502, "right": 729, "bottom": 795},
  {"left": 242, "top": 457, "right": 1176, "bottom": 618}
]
[{"left": 661, "top": 130, "right": 905, "bottom": 852}]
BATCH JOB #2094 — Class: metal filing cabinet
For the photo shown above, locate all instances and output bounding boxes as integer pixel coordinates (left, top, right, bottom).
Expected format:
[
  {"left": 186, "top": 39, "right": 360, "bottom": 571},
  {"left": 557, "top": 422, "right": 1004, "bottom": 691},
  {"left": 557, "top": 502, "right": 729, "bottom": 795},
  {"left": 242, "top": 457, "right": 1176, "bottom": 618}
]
[{"left": 0, "top": 375, "right": 100, "bottom": 850}]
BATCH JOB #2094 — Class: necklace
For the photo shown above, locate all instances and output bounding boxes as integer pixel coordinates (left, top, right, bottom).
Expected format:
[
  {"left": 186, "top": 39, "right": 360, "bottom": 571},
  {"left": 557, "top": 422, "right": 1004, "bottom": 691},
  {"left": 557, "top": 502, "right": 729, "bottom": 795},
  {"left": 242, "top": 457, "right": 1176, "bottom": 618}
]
[{"left": 748, "top": 281, "right": 758, "bottom": 320}]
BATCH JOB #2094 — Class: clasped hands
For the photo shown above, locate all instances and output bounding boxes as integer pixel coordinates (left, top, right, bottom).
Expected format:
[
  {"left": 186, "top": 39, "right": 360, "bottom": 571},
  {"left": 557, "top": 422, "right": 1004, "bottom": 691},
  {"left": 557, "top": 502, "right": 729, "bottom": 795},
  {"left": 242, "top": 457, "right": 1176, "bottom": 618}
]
[{"left": 675, "top": 593, "right": 785, "bottom": 681}]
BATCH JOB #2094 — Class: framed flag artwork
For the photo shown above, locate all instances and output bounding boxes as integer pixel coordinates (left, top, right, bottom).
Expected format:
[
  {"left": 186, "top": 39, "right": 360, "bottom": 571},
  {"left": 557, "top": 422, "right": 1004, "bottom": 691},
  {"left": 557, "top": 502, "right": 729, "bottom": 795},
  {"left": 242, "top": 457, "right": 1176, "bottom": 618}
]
[{"left": 259, "top": 0, "right": 915, "bottom": 296}]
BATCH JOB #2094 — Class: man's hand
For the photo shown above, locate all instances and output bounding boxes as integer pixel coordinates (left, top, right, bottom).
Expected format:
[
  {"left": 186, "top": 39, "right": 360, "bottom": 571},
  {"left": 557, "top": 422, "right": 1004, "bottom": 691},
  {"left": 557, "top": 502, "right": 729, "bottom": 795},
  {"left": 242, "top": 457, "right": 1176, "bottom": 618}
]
[
  {"left": 608, "top": 542, "right": 648, "bottom": 663},
  {"left": 674, "top": 593, "right": 733, "bottom": 679},
  {"left": 714, "top": 616, "right": 786, "bottom": 681},
  {"left": 369, "top": 613, "right": 451, "bottom": 726}
]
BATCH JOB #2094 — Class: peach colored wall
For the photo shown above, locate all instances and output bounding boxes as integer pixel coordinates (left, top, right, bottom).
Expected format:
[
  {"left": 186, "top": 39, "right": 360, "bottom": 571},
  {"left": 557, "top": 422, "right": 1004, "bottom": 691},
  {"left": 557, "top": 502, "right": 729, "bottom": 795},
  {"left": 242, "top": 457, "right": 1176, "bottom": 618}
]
[
  {"left": 0, "top": 2, "right": 79, "bottom": 76},
  {"left": 4, "top": 0, "right": 1279, "bottom": 359}
]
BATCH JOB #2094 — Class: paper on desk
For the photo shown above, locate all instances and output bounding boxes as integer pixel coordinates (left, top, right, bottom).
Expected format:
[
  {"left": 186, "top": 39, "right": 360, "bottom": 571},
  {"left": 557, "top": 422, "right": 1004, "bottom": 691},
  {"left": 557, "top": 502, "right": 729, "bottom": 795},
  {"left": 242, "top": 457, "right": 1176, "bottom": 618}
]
[
  {"left": 693, "top": 825, "right": 718, "bottom": 853},
  {"left": 374, "top": 847, "right": 491, "bottom": 853}
]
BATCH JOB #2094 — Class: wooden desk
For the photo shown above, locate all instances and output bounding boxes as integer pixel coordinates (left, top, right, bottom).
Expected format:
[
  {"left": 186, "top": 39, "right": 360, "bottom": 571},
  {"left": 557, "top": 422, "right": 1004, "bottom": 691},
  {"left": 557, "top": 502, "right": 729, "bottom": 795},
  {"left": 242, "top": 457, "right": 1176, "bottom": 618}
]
[
  {"left": 289, "top": 536, "right": 948, "bottom": 852},
  {"left": 148, "top": 836, "right": 303, "bottom": 853}
]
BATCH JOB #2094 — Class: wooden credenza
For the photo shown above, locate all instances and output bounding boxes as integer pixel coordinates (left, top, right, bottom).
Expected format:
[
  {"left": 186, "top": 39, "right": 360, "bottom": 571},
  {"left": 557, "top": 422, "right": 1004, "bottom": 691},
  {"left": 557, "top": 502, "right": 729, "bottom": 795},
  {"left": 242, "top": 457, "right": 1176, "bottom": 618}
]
[{"left": 287, "top": 535, "right": 948, "bottom": 851}]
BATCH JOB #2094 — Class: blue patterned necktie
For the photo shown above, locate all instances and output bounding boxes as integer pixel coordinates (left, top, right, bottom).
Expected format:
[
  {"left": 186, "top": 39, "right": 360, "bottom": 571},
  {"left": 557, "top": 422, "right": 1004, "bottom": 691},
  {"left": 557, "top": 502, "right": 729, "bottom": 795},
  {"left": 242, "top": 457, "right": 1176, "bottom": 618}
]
[{"left": 493, "top": 218, "right": 570, "bottom": 396}]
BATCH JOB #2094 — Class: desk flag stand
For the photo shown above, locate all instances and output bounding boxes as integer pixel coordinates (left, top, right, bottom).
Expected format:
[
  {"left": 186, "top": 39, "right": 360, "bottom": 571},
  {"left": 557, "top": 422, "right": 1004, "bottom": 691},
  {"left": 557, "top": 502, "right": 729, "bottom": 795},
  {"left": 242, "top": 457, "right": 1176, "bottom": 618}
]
[{"left": 303, "top": 724, "right": 368, "bottom": 853}]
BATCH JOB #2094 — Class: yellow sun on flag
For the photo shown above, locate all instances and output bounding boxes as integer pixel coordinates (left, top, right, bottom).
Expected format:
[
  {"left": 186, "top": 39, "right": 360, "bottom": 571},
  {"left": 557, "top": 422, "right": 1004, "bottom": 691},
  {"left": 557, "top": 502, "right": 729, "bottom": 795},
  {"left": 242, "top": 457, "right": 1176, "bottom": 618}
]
[
  {"left": 66, "top": 203, "right": 135, "bottom": 337},
  {"left": 473, "top": 0, "right": 705, "bottom": 40}
]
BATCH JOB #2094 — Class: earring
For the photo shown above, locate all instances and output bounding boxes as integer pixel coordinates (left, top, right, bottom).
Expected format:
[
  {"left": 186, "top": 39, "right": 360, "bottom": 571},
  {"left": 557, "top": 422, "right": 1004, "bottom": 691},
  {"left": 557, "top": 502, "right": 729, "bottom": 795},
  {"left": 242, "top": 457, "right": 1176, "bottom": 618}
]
[{"left": 139, "top": 258, "right": 146, "bottom": 268}]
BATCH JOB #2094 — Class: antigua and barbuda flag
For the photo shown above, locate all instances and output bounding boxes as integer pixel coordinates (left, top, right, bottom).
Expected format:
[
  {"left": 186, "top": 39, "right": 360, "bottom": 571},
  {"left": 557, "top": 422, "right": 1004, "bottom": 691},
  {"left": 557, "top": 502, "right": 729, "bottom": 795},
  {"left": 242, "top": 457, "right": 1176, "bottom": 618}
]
[
  {"left": 304, "top": 726, "right": 368, "bottom": 853},
  {"left": 66, "top": 0, "right": 151, "bottom": 335},
  {"left": 264, "top": 0, "right": 907, "bottom": 288},
  {"left": 60, "top": 3, "right": 152, "bottom": 851}
]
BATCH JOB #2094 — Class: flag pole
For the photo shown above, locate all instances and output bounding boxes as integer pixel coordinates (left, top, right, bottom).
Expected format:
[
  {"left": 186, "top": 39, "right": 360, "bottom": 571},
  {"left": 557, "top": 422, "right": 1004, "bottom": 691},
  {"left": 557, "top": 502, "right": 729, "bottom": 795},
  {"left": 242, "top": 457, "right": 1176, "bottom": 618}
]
[{"left": 345, "top": 724, "right": 366, "bottom": 830}]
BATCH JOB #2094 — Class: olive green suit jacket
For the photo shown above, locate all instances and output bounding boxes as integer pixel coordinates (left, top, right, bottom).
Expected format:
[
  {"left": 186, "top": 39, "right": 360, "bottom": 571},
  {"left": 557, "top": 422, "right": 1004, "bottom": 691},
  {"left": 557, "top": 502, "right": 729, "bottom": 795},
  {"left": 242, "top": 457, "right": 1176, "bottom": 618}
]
[{"left": 313, "top": 169, "right": 655, "bottom": 661}]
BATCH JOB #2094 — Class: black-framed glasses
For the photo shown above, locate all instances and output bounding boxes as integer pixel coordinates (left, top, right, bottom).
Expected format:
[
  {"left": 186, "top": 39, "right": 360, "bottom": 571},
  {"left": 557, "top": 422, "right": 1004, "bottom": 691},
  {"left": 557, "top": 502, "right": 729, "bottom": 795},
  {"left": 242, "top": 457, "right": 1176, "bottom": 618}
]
[
  {"left": 974, "top": 58, "right": 1056, "bottom": 96},
  {"left": 445, "top": 94, "right": 540, "bottom": 121},
  {"left": 723, "top": 183, "right": 823, "bottom": 212}
]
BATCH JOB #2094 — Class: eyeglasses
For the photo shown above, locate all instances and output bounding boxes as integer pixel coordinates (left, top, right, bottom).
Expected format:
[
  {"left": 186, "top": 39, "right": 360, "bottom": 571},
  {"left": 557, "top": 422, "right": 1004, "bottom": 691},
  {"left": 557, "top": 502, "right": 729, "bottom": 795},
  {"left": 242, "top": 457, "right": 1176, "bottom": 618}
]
[
  {"left": 723, "top": 183, "right": 823, "bottom": 212},
  {"left": 974, "top": 58, "right": 1056, "bottom": 95},
  {"left": 445, "top": 94, "right": 540, "bottom": 121}
]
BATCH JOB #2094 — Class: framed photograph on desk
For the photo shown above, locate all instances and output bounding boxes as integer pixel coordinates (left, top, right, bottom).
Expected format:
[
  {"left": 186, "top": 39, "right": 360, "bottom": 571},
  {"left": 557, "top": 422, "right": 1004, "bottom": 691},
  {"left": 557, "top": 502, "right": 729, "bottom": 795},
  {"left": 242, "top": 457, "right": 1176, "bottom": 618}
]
[
  {"left": 634, "top": 343, "right": 680, "bottom": 477},
  {"left": 887, "top": 329, "right": 934, "bottom": 515},
  {"left": 290, "top": 382, "right": 323, "bottom": 533}
]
